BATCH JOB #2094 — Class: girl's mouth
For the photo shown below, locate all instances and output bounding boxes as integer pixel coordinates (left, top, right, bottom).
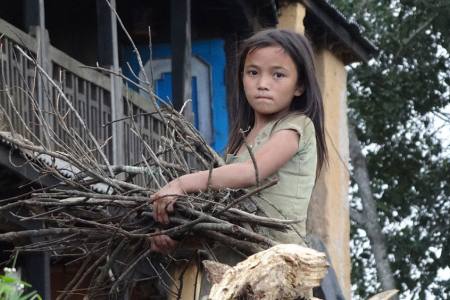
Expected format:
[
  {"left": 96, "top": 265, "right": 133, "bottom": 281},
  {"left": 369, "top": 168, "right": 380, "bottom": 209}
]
[{"left": 255, "top": 95, "right": 273, "bottom": 100}]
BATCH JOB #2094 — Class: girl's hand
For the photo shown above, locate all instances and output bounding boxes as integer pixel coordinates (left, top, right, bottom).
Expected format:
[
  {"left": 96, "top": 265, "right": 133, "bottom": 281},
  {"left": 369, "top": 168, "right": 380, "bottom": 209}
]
[
  {"left": 149, "top": 232, "right": 178, "bottom": 254},
  {"left": 150, "top": 180, "right": 184, "bottom": 224}
]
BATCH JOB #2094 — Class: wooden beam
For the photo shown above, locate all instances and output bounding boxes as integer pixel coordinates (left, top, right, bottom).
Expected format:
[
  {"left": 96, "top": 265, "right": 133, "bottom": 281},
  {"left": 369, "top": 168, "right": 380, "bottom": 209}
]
[
  {"left": 301, "top": 0, "right": 374, "bottom": 62},
  {"left": 170, "top": 0, "right": 192, "bottom": 111},
  {"left": 96, "top": 0, "right": 113, "bottom": 66},
  {"left": 23, "top": 0, "right": 40, "bottom": 31},
  {"left": 277, "top": 3, "right": 306, "bottom": 34}
]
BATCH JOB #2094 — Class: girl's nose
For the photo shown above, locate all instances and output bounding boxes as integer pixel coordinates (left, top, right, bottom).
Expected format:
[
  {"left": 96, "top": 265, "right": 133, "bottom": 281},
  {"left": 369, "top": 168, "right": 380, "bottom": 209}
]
[{"left": 257, "top": 75, "right": 270, "bottom": 90}]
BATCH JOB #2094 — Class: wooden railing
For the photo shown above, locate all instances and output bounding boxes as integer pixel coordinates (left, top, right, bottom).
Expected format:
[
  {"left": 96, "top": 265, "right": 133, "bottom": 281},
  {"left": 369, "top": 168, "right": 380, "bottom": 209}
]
[
  {"left": 0, "top": 18, "right": 39, "bottom": 139},
  {"left": 0, "top": 18, "right": 166, "bottom": 173}
]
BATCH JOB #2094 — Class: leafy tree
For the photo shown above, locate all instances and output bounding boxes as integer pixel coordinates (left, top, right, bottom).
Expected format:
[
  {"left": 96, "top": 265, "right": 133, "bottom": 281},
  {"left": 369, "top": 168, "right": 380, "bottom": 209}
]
[{"left": 333, "top": 0, "right": 450, "bottom": 299}]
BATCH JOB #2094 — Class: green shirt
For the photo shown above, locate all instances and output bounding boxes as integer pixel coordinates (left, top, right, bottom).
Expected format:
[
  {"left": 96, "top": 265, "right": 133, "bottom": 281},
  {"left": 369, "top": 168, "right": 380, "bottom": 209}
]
[{"left": 226, "top": 113, "right": 317, "bottom": 245}]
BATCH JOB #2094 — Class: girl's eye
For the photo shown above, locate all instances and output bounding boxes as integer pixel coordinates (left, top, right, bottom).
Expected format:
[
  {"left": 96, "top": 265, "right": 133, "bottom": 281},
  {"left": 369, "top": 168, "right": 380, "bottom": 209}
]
[
  {"left": 246, "top": 70, "right": 258, "bottom": 76},
  {"left": 273, "top": 72, "right": 286, "bottom": 79}
]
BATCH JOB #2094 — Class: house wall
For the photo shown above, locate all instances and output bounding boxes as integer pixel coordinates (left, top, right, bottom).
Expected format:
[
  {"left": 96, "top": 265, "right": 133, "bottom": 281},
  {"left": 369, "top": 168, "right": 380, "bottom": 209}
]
[
  {"left": 278, "top": 3, "right": 351, "bottom": 298},
  {"left": 313, "top": 49, "right": 351, "bottom": 299}
]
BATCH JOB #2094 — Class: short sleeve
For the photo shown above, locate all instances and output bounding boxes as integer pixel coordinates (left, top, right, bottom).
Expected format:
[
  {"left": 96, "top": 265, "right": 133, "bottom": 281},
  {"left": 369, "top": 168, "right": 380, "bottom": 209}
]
[{"left": 270, "top": 114, "right": 315, "bottom": 149}]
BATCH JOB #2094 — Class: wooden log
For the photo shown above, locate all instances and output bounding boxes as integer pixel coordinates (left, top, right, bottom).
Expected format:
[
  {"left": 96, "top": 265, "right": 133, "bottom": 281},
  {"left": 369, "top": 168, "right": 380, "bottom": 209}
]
[
  {"left": 205, "top": 244, "right": 329, "bottom": 300},
  {"left": 203, "top": 260, "right": 232, "bottom": 285}
]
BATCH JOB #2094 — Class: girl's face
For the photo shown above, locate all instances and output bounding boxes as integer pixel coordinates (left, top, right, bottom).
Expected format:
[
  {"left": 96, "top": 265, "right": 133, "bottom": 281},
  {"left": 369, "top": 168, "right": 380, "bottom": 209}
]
[{"left": 242, "top": 46, "right": 303, "bottom": 122}]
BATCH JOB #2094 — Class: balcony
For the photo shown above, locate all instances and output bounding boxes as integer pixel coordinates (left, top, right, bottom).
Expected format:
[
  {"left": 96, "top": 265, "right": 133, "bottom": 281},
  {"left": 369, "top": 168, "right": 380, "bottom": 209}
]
[{"left": 0, "top": 17, "right": 170, "bottom": 185}]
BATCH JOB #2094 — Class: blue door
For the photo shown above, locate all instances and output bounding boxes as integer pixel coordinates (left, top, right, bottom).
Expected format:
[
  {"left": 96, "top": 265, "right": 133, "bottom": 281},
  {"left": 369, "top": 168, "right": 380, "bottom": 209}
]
[{"left": 123, "top": 40, "right": 228, "bottom": 153}]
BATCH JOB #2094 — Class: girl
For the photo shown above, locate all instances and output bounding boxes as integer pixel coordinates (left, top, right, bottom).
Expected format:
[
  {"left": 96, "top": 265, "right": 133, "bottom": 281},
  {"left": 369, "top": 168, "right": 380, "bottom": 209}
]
[{"left": 150, "top": 28, "right": 327, "bottom": 252}]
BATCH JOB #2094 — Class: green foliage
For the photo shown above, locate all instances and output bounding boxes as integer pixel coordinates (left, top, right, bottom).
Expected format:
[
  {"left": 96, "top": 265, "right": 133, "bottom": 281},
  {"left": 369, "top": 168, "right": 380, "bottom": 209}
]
[
  {"left": 334, "top": 0, "right": 450, "bottom": 299},
  {"left": 0, "top": 269, "right": 42, "bottom": 300}
]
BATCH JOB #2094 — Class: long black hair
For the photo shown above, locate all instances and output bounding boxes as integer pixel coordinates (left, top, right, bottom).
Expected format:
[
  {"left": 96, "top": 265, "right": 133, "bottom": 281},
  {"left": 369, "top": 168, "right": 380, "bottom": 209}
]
[{"left": 227, "top": 28, "right": 327, "bottom": 172}]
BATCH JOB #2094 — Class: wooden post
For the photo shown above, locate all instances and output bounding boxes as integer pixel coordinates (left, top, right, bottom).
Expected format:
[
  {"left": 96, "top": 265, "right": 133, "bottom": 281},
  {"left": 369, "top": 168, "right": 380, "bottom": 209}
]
[
  {"left": 96, "top": 0, "right": 113, "bottom": 66},
  {"left": 22, "top": 251, "right": 51, "bottom": 300},
  {"left": 38, "top": 0, "right": 51, "bottom": 145},
  {"left": 96, "top": 0, "right": 124, "bottom": 165},
  {"left": 278, "top": 4, "right": 352, "bottom": 297},
  {"left": 109, "top": 0, "right": 124, "bottom": 166},
  {"left": 170, "top": 0, "right": 193, "bottom": 121},
  {"left": 20, "top": 3, "right": 51, "bottom": 298},
  {"left": 24, "top": 0, "right": 39, "bottom": 32},
  {"left": 25, "top": 0, "right": 52, "bottom": 147},
  {"left": 277, "top": 3, "right": 306, "bottom": 33},
  {"left": 310, "top": 47, "right": 351, "bottom": 299}
]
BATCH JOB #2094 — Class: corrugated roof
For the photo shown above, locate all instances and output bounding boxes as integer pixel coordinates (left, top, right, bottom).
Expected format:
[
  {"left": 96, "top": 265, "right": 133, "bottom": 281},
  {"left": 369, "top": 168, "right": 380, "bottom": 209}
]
[
  {"left": 311, "top": 0, "right": 378, "bottom": 53},
  {"left": 298, "top": 0, "right": 378, "bottom": 62},
  {"left": 275, "top": 0, "right": 378, "bottom": 62}
]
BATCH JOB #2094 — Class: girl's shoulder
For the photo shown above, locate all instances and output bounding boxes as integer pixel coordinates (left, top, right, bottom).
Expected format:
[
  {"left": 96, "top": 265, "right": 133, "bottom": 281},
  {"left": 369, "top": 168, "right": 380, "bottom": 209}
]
[{"left": 271, "top": 113, "right": 315, "bottom": 137}]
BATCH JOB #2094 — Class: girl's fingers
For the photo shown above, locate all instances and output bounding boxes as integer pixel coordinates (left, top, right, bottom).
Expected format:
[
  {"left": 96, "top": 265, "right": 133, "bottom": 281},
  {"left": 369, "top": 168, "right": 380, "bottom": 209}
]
[
  {"left": 151, "top": 193, "right": 160, "bottom": 221},
  {"left": 149, "top": 236, "right": 159, "bottom": 252},
  {"left": 160, "top": 235, "right": 177, "bottom": 254},
  {"left": 154, "top": 235, "right": 169, "bottom": 254},
  {"left": 149, "top": 234, "right": 178, "bottom": 254},
  {"left": 161, "top": 235, "right": 171, "bottom": 252},
  {"left": 150, "top": 192, "right": 160, "bottom": 203},
  {"left": 151, "top": 240, "right": 160, "bottom": 252},
  {"left": 155, "top": 199, "right": 166, "bottom": 224},
  {"left": 152, "top": 199, "right": 160, "bottom": 222},
  {"left": 157, "top": 237, "right": 167, "bottom": 253},
  {"left": 162, "top": 202, "right": 170, "bottom": 224},
  {"left": 166, "top": 201, "right": 175, "bottom": 213},
  {"left": 151, "top": 195, "right": 175, "bottom": 224},
  {"left": 158, "top": 200, "right": 166, "bottom": 224},
  {"left": 166, "top": 236, "right": 178, "bottom": 249}
]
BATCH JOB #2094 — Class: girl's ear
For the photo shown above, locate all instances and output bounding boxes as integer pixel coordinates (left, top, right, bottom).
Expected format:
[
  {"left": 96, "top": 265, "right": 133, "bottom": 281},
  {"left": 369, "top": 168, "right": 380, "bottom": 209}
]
[{"left": 294, "top": 85, "right": 305, "bottom": 96}]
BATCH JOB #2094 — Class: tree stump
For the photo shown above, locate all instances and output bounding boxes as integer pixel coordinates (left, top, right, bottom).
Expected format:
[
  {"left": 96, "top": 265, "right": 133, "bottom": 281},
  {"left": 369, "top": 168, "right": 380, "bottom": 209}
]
[{"left": 204, "top": 244, "right": 329, "bottom": 300}]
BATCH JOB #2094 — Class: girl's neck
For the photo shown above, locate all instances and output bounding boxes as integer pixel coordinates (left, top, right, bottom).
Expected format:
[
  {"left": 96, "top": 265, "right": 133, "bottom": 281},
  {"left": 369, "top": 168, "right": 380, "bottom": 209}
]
[
  {"left": 252, "top": 119, "right": 269, "bottom": 132},
  {"left": 253, "top": 111, "right": 289, "bottom": 130}
]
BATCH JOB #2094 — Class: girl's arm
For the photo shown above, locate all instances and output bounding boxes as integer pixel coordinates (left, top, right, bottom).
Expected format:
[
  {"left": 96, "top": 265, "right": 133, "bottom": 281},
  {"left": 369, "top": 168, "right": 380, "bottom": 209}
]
[{"left": 151, "top": 129, "right": 300, "bottom": 224}]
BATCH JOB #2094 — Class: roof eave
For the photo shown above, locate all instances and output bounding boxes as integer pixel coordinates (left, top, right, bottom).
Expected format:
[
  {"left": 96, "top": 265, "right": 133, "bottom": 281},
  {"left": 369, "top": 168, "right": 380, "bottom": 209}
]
[{"left": 301, "top": 0, "right": 378, "bottom": 63}]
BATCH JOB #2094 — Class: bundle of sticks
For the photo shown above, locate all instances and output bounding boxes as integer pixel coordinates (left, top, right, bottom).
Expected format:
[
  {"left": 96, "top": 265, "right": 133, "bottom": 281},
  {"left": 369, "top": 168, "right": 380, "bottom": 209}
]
[{"left": 0, "top": 46, "right": 297, "bottom": 298}]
